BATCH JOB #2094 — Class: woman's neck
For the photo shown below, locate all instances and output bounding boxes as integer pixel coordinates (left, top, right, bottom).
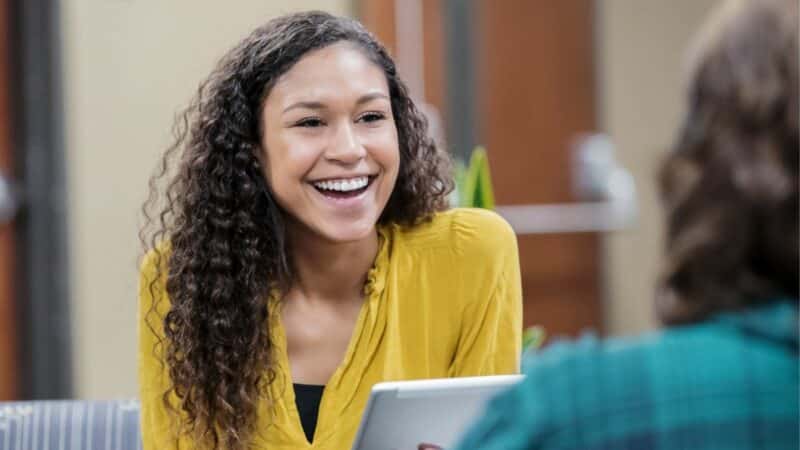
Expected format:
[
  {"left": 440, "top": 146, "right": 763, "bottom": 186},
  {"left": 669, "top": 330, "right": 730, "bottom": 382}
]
[{"left": 287, "top": 224, "right": 380, "bottom": 305}]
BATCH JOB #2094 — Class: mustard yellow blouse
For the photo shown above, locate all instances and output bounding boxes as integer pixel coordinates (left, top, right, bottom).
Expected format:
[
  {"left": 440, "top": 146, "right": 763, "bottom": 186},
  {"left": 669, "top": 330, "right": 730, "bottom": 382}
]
[{"left": 138, "top": 208, "right": 523, "bottom": 449}]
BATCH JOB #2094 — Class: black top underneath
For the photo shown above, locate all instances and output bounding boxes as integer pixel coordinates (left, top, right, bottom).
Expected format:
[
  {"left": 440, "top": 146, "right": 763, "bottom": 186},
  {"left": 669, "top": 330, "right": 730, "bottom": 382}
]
[{"left": 293, "top": 383, "right": 325, "bottom": 443}]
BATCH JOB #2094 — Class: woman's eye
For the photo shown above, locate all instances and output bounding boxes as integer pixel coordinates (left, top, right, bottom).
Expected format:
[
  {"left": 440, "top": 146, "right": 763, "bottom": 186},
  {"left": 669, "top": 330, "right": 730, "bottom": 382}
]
[
  {"left": 295, "top": 118, "right": 324, "bottom": 128},
  {"left": 359, "top": 112, "right": 386, "bottom": 123}
]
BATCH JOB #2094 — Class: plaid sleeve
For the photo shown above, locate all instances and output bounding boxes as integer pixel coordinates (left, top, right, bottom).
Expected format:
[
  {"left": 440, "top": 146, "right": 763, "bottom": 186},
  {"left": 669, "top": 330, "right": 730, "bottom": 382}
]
[
  {"left": 452, "top": 368, "right": 552, "bottom": 450},
  {"left": 452, "top": 338, "right": 589, "bottom": 450}
]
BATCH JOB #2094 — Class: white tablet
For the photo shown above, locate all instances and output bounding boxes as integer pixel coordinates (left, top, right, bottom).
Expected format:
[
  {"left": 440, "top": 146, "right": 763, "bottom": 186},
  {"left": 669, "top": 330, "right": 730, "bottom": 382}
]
[{"left": 351, "top": 375, "right": 524, "bottom": 450}]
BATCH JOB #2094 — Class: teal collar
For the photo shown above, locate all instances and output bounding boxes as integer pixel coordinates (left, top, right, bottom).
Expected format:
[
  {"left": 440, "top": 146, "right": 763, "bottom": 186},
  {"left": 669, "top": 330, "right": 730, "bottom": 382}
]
[{"left": 715, "top": 299, "right": 798, "bottom": 351}]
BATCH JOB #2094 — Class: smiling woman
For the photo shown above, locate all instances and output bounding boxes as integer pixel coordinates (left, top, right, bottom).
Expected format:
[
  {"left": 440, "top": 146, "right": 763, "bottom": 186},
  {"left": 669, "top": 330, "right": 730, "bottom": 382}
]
[{"left": 138, "top": 11, "right": 522, "bottom": 450}]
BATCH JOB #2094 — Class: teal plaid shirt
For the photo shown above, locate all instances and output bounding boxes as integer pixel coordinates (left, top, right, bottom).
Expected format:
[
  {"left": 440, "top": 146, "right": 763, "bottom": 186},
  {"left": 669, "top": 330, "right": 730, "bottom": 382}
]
[{"left": 456, "top": 300, "right": 799, "bottom": 450}]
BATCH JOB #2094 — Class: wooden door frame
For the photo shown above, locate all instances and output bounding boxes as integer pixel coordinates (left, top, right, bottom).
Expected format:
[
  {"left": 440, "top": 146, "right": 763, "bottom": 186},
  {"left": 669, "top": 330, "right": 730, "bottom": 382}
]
[{"left": 0, "top": 0, "right": 19, "bottom": 400}]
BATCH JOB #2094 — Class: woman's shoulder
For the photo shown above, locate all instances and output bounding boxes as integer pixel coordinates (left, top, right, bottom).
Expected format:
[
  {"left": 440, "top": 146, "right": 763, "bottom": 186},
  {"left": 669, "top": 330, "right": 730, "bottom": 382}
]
[
  {"left": 140, "top": 245, "right": 167, "bottom": 277},
  {"left": 138, "top": 244, "right": 171, "bottom": 322},
  {"left": 444, "top": 207, "right": 515, "bottom": 234},
  {"left": 396, "top": 207, "right": 517, "bottom": 258}
]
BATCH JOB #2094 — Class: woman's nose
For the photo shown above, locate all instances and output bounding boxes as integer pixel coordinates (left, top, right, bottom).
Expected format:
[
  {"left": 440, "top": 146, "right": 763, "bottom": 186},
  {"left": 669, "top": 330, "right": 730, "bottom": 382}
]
[{"left": 325, "top": 122, "right": 366, "bottom": 164}]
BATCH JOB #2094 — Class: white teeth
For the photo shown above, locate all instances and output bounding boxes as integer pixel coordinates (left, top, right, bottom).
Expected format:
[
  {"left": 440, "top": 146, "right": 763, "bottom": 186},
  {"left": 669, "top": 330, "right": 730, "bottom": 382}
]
[{"left": 313, "top": 176, "right": 369, "bottom": 192}]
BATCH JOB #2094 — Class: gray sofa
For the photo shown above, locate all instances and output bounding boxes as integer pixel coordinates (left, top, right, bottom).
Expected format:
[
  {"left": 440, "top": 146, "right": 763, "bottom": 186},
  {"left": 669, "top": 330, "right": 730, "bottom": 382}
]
[{"left": 0, "top": 400, "right": 141, "bottom": 450}]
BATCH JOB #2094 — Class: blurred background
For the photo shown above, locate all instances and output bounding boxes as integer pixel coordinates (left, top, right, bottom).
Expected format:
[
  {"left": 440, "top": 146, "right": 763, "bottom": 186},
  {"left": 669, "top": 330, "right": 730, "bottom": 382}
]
[{"left": 0, "top": 0, "right": 720, "bottom": 401}]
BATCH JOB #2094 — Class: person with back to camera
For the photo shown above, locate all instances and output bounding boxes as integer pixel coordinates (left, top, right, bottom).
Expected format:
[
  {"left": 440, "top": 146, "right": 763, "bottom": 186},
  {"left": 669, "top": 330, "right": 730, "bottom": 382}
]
[
  {"left": 452, "top": 0, "right": 799, "bottom": 449},
  {"left": 138, "top": 10, "right": 522, "bottom": 450}
]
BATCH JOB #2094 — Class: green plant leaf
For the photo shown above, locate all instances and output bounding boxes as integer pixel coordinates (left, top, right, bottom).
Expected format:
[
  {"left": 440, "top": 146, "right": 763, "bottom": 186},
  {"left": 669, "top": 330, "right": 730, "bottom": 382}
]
[
  {"left": 460, "top": 146, "right": 495, "bottom": 209},
  {"left": 522, "top": 325, "right": 546, "bottom": 352}
]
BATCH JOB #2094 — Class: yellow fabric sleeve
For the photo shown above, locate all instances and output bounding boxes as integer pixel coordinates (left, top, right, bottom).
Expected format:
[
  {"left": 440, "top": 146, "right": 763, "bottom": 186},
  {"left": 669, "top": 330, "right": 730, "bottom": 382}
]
[{"left": 448, "top": 210, "right": 523, "bottom": 376}]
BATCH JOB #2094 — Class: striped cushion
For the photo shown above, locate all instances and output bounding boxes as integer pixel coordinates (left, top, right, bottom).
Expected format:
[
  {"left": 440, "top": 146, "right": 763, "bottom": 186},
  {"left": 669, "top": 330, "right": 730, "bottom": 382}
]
[{"left": 0, "top": 400, "right": 141, "bottom": 450}]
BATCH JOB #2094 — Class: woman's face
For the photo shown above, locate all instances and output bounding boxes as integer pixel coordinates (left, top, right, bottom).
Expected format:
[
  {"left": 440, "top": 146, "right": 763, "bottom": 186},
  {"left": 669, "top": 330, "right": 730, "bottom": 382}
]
[{"left": 261, "top": 42, "right": 400, "bottom": 244}]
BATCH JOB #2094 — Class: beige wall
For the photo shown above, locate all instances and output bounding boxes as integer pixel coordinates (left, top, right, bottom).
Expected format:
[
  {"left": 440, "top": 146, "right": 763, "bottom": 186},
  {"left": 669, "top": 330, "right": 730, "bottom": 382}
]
[
  {"left": 598, "top": 0, "right": 721, "bottom": 335},
  {"left": 61, "top": 1, "right": 352, "bottom": 399}
]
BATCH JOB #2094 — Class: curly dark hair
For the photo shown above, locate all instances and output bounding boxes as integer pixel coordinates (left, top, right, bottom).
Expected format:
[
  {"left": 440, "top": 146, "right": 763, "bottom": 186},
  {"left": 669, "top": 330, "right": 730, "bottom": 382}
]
[
  {"left": 656, "top": 0, "right": 798, "bottom": 325},
  {"left": 139, "top": 11, "right": 452, "bottom": 450}
]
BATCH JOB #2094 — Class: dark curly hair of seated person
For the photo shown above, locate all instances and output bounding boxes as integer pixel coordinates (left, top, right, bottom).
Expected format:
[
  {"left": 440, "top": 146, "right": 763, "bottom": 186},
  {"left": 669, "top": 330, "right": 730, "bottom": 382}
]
[
  {"left": 139, "top": 11, "right": 453, "bottom": 450},
  {"left": 656, "top": 0, "right": 798, "bottom": 325}
]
